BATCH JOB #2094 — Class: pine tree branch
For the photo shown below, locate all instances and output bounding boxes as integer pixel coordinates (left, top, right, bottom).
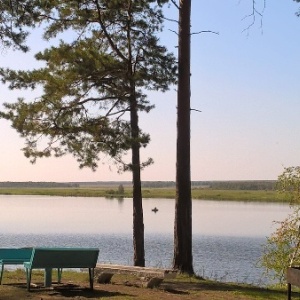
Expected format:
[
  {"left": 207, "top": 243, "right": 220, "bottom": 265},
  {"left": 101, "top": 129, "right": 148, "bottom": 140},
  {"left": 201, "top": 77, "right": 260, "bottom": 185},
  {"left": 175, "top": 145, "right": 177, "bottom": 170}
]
[
  {"left": 191, "top": 30, "right": 219, "bottom": 36},
  {"left": 241, "top": 0, "right": 266, "bottom": 34},
  {"left": 93, "top": 0, "right": 128, "bottom": 62},
  {"left": 170, "top": 0, "right": 180, "bottom": 10},
  {"left": 190, "top": 108, "right": 202, "bottom": 113}
]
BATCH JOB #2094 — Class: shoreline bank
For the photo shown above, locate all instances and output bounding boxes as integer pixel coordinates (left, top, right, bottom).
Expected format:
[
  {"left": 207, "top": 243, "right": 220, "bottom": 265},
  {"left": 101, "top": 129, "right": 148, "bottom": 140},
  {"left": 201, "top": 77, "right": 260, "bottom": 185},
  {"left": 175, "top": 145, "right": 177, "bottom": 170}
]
[{"left": 0, "top": 187, "right": 288, "bottom": 202}]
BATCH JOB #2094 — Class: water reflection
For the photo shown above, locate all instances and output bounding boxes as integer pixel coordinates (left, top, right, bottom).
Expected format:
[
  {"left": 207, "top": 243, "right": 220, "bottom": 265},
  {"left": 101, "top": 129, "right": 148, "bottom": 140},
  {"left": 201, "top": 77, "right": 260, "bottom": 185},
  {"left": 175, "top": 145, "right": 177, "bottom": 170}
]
[{"left": 0, "top": 195, "right": 291, "bottom": 237}]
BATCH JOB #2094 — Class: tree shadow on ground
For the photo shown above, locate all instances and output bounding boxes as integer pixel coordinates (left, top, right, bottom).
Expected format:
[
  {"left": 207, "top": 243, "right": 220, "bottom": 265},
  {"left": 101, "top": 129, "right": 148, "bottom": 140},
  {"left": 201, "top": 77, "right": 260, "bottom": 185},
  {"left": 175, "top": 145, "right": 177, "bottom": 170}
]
[
  {"left": 8, "top": 282, "right": 128, "bottom": 299},
  {"left": 161, "top": 279, "right": 287, "bottom": 297}
]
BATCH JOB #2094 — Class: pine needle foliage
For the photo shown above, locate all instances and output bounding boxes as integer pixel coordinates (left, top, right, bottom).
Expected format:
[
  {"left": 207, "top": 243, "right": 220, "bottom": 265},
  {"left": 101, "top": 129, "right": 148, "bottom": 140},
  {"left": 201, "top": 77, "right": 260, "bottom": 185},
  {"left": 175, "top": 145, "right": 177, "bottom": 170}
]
[
  {"left": 0, "top": 0, "right": 177, "bottom": 170},
  {"left": 0, "top": 0, "right": 35, "bottom": 51}
]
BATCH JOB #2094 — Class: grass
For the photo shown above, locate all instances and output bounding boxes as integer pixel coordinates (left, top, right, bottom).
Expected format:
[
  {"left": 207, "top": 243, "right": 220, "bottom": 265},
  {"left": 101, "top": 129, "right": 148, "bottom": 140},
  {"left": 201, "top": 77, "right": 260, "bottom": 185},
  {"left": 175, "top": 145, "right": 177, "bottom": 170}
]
[
  {"left": 0, "top": 186, "right": 289, "bottom": 202},
  {"left": 0, "top": 270, "right": 292, "bottom": 300}
]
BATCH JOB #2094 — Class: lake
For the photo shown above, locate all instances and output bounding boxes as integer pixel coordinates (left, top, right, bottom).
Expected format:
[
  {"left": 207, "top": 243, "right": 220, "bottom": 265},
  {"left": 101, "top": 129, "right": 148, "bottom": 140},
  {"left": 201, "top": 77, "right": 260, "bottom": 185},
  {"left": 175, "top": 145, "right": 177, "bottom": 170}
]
[{"left": 0, "top": 195, "right": 291, "bottom": 286}]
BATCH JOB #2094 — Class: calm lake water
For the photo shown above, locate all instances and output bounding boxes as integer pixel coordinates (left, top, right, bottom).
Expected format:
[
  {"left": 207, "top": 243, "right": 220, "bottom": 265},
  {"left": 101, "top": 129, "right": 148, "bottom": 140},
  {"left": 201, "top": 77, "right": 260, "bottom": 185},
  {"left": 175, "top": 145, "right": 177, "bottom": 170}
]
[{"left": 0, "top": 195, "right": 291, "bottom": 286}]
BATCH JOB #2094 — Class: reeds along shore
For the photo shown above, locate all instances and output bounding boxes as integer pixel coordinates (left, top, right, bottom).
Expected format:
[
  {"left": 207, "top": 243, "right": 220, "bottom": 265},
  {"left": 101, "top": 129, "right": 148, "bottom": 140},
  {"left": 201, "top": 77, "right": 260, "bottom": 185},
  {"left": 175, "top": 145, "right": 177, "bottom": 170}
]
[{"left": 0, "top": 187, "right": 288, "bottom": 202}]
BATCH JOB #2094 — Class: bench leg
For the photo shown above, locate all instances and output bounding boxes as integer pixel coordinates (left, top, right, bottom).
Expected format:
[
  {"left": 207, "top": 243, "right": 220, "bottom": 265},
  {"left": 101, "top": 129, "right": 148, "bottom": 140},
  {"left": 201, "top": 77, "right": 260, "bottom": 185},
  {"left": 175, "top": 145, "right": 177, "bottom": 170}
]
[
  {"left": 57, "top": 268, "right": 63, "bottom": 283},
  {"left": 89, "top": 268, "right": 94, "bottom": 290},
  {"left": 0, "top": 264, "right": 3, "bottom": 285},
  {"left": 45, "top": 268, "right": 52, "bottom": 287},
  {"left": 25, "top": 268, "right": 32, "bottom": 291},
  {"left": 288, "top": 283, "right": 292, "bottom": 300}
]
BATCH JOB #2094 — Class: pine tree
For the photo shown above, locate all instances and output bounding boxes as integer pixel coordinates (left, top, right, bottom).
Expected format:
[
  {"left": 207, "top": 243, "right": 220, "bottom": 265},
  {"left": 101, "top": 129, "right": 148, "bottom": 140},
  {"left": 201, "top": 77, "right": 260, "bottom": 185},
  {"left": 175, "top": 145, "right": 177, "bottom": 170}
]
[{"left": 0, "top": 0, "right": 176, "bottom": 266}]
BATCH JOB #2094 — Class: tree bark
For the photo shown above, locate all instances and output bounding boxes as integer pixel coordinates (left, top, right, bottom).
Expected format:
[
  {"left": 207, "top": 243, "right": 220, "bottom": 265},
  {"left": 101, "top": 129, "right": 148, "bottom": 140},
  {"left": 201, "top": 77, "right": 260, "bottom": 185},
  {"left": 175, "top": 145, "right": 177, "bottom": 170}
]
[
  {"left": 127, "top": 2, "right": 145, "bottom": 267},
  {"left": 173, "top": 0, "right": 194, "bottom": 274},
  {"left": 130, "top": 90, "right": 145, "bottom": 267}
]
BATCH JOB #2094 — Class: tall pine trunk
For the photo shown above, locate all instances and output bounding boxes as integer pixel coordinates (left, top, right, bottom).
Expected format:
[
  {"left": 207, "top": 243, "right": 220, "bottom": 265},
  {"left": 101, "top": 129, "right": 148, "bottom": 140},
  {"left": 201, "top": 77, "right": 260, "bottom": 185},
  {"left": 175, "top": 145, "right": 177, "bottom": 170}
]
[
  {"left": 173, "top": 0, "right": 194, "bottom": 274},
  {"left": 130, "top": 89, "right": 145, "bottom": 267},
  {"left": 127, "top": 3, "right": 145, "bottom": 267}
]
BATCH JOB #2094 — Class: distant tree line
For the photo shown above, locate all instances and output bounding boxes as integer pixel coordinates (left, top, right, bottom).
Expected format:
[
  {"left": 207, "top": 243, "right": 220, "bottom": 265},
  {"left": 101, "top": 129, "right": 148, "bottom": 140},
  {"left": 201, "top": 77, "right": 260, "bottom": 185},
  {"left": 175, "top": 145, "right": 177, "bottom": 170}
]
[
  {"left": 0, "top": 180, "right": 276, "bottom": 190},
  {"left": 0, "top": 182, "right": 79, "bottom": 188},
  {"left": 141, "top": 180, "right": 276, "bottom": 190},
  {"left": 195, "top": 180, "right": 276, "bottom": 191},
  {"left": 142, "top": 181, "right": 175, "bottom": 188}
]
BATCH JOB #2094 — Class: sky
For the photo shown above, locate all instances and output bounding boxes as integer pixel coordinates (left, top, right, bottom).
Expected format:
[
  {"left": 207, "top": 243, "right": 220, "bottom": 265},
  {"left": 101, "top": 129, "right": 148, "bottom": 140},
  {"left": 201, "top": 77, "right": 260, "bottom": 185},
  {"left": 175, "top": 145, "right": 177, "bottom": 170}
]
[{"left": 0, "top": 0, "right": 300, "bottom": 182}]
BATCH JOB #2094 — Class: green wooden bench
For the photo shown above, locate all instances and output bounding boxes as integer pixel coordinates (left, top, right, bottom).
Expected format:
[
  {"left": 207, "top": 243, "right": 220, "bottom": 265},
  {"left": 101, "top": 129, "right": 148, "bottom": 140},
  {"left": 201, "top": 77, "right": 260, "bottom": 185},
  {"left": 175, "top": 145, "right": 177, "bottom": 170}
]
[
  {"left": 0, "top": 248, "right": 33, "bottom": 284},
  {"left": 24, "top": 247, "right": 99, "bottom": 291}
]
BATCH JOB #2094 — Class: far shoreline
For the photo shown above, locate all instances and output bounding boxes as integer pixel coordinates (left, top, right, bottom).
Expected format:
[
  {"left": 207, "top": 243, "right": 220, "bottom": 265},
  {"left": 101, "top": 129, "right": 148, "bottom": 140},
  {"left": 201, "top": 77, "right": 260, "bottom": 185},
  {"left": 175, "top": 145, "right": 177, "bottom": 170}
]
[{"left": 0, "top": 186, "right": 288, "bottom": 203}]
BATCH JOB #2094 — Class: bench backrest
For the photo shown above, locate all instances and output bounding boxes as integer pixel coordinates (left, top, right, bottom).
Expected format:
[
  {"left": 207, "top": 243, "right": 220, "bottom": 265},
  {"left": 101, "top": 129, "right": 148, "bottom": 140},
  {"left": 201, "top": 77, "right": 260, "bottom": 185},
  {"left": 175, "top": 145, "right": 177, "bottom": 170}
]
[
  {"left": 29, "top": 248, "right": 99, "bottom": 269},
  {"left": 0, "top": 248, "right": 32, "bottom": 262}
]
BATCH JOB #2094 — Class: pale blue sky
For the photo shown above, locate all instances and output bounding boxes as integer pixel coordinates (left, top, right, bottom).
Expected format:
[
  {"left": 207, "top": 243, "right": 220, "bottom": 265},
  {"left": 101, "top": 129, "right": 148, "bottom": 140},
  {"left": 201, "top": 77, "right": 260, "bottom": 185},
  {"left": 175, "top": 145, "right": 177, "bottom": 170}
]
[{"left": 0, "top": 1, "right": 300, "bottom": 182}]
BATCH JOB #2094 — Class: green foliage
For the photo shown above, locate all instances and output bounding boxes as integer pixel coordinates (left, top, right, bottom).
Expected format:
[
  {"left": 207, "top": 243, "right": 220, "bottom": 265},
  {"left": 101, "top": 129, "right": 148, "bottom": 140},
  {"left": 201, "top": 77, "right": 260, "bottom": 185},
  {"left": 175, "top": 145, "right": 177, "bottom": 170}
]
[
  {"left": 260, "top": 210, "right": 300, "bottom": 283},
  {"left": 277, "top": 166, "right": 300, "bottom": 205},
  {"left": 0, "top": 0, "right": 177, "bottom": 171},
  {"left": 260, "top": 167, "right": 300, "bottom": 284},
  {"left": 0, "top": 0, "right": 33, "bottom": 51}
]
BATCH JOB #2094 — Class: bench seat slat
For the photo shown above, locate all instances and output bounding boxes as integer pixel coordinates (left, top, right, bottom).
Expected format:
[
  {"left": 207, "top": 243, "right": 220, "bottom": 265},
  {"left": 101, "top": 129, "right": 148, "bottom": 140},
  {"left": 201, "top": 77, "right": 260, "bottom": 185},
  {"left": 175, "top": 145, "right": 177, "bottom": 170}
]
[{"left": 1, "top": 259, "right": 30, "bottom": 264}]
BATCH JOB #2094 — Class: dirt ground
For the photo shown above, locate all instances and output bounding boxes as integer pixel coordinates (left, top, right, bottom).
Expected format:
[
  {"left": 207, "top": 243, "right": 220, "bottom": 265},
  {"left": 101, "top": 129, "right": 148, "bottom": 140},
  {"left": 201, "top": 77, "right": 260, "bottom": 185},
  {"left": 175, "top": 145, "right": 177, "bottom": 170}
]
[{"left": 0, "top": 274, "right": 289, "bottom": 300}]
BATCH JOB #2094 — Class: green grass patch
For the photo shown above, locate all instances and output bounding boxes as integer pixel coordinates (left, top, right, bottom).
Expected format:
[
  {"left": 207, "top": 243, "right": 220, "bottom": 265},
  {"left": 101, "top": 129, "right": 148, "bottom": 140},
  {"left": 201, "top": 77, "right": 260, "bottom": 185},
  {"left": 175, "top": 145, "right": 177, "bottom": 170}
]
[
  {"left": 164, "top": 274, "right": 288, "bottom": 300},
  {"left": 0, "top": 270, "right": 291, "bottom": 300}
]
